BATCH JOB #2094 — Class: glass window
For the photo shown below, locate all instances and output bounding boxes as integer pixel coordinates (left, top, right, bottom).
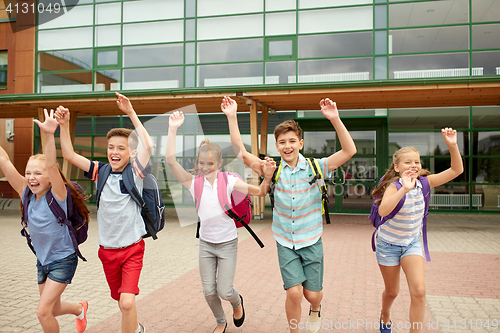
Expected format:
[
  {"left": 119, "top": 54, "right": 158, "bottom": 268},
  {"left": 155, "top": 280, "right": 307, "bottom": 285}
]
[
  {"left": 390, "top": 26, "right": 469, "bottom": 54},
  {"left": 198, "top": 63, "right": 263, "bottom": 87},
  {"left": 389, "top": 131, "right": 466, "bottom": 156},
  {"left": 265, "top": 12, "right": 296, "bottom": 36},
  {"left": 389, "top": 53, "right": 469, "bottom": 79},
  {"left": 96, "top": 3, "right": 121, "bottom": 25},
  {"left": 38, "top": 49, "right": 93, "bottom": 72},
  {"left": 123, "top": 21, "right": 184, "bottom": 45},
  {"left": 298, "top": 7, "right": 372, "bottom": 34},
  {"left": 473, "top": 131, "right": 500, "bottom": 155},
  {"left": 185, "top": 65, "right": 195, "bottom": 88},
  {"left": 389, "top": 107, "right": 469, "bottom": 130},
  {"left": 266, "top": 0, "right": 296, "bottom": 11},
  {"left": 299, "top": 0, "right": 372, "bottom": 9},
  {"left": 375, "top": 5, "right": 387, "bottom": 29},
  {"left": 197, "top": 14, "right": 263, "bottom": 40},
  {"left": 38, "top": 4, "right": 93, "bottom": 29},
  {"left": 294, "top": 58, "right": 372, "bottom": 83},
  {"left": 303, "top": 131, "right": 336, "bottom": 156},
  {"left": 472, "top": 0, "right": 500, "bottom": 22},
  {"left": 95, "top": 70, "right": 120, "bottom": 91},
  {"left": 185, "top": 42, "right": 195, "bottom": 64},
  {"left": 97, "top": 50, "right": 118, "bottom": 66},
  {"left": 123, "top": 0, "right": 184, "bottom": 22},
  {"left": 123, "top": 67, "right": 183, "bottom": 90},
  {"left": 375, "top": 30, "right": 387, "bottom": 55},
  {"left": 430, "top": 184, "right": 472, "bottom": 210},
  {"left": 375, "top": 56, "right": 387, "bottom": 80},
  {"left": 472, "top": 106, "right": 500, "bottom": 128},
  {"left": 472, "top": 23, "right": 500, "bottom": 49},
  {"left": 197, "top": 38, "right": 263, "bottom": 63},
  {"left": 473, "top": 185, "right": 500, "bottom": 211},
  {"left": 389, "top": 0, "right": 469, "bottom": 28},
  {"left": 472, "top": 50, "right": 500, "bottom": 76},
  {"left": 38, "top": 27, "right": 93, "bottom": 50},
  {"left": 185, "top": 19, "right": 195, "bottom": 41},
  {"left": 123, "top": 44, "right": 184, "bottom": 67},
  {"left": 38, "top": 71, "right": 93, "bottom": 93},
  {"left": 186, "top": 0, "right": 196, "bottom": 17},
  {"left": 265, "top": 61, "right": 296, "bottom": 84},
  {"left": 269, "top": 40, "right": 293, "bottom": 57},
  {"left": 0, "top": 51, "right": 7, "bottom": 87},
  {"left": 197, "top": 0, "right": 263, "bottom": 17},
  {"left": 474, "top": 157, "right": 500, "bottom": 183},
  {"left": 95, "top": 25, "right": 121, "bottom": 47},
  {"left": 421, "top": 157, "right": 467, "bottom": 182},
  {"left": 298, "top": 32, "right": 372, "bottom": 58}
]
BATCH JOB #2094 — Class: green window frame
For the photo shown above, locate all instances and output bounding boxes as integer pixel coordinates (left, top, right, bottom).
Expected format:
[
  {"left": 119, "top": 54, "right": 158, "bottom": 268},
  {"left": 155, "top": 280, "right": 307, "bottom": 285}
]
[
  {"left": 265, "top": 36, "right": 297, "bottom": 61},
  {"left": 94, "top": 46, "right": 121, "bottom": 70},
  {"left": 0, "top": 50, "right": 7, "bottom": 89}
]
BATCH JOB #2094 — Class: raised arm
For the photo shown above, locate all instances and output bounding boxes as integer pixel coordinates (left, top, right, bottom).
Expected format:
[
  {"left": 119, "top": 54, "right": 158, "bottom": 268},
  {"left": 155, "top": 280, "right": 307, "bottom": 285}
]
[
  {"left": 378, "top": 170, "right": 416, "bottom": 217},
  {"left": 33, "top": 109, "right": 66, "bottom": 201},
  {"left": 221, "top": 96, "right": 264, "bottom": 175},
  {"left": 0, "top": 145, "right": 26, "bottom": 197},
  {"left": 320, "top": 99, "right": 357, "bottom": 172},
  {"left": 55, "top": 106, "right": 91, "bottom": 172},
  {"left": 233, "top": 156, "right": 276, "bottom": 196},
  {"left": 427, "top": 128, "right": 464, "bottom": 189},
  {"left": 165, "top": 111, "right": 193, "bottom": 189},
  {"left": 115, "top": 92, "right": 154, "bottom": 168}
]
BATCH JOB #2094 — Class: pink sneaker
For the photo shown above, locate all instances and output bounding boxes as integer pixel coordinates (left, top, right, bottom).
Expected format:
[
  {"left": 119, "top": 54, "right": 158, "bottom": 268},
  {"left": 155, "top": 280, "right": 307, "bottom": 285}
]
[{"left": 76, "top": 301, "right": 88, "bottom": 333}]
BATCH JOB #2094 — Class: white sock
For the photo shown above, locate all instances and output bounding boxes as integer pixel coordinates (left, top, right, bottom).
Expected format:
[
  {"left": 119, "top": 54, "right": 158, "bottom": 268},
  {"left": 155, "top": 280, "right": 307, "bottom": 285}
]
[
  {"left": 76, "top": 307, "right": 84, "bottom": 320},
  {"left": 135, "top": 324, "right": 142, "bottom": 333}
]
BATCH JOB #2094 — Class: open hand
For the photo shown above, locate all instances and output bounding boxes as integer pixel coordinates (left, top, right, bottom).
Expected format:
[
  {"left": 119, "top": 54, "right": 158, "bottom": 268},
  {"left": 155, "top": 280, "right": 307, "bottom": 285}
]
[
  {"left": 33, "top": 108, "right": 59, "bottom": 134},
  {"left": 442, "top": 127, "right": 458, "bottom": 146},
  {"left": 169, "top": 110, "right": 185, "bottom": 129},
  {"left": 319, "top": 98, "right": 339, "bottom": 120},
  {"left": 401, "top": 170, "right": 417, "bottom": 191},
  {"left": 116, "top": 92, "right": 134, "bottom": 115},
  {"left": 221, "top": 96, "right": 238, "bottom": 118}
]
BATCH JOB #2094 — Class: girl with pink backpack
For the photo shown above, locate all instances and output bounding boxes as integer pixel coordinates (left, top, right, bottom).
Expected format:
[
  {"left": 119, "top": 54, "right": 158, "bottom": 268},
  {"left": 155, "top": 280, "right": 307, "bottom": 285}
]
[
  {"left": 165, "top": 110, "right": 275, "bottom": 333},
  {"left": 371, "top": 128, "right": 463, "bottom": 333}
]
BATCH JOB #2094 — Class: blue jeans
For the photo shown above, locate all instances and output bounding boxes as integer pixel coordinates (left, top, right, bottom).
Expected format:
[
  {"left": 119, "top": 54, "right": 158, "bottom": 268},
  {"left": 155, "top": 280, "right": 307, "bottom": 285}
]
[
  {"left": 376, "top": 236, "right": 424, "bottom": 267},
  {"left": 199, "top": 238, "right": 241, "bottom": 326},
  {"left": 37, "top": 252, "right": 78, "bottom": 285}
]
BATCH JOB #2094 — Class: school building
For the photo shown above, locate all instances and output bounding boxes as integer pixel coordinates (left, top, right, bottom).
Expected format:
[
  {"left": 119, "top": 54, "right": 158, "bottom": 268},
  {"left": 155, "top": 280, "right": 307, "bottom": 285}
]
[{"left": 0, "top": 0, "right": 499, "bottom": 215}]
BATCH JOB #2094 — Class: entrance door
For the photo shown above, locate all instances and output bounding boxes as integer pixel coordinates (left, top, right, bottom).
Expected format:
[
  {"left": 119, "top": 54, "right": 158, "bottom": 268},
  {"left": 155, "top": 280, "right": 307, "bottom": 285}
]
[{"left": 299, "top": 118, "right": 387, "bottom": 213}]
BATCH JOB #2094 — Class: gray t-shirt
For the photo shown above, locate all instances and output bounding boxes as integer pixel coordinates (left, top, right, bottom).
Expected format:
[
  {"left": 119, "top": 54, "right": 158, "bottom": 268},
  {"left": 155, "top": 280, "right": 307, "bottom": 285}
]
[{"left": 86, "top": 161, "right": 147, "bottom": 248}]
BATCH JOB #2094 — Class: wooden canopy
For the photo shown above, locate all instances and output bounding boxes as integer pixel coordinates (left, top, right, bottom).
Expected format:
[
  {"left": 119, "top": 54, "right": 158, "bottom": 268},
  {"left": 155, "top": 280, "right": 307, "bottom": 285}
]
[{"left": 0, "top": 81, "right": 499, "bottom": 118}]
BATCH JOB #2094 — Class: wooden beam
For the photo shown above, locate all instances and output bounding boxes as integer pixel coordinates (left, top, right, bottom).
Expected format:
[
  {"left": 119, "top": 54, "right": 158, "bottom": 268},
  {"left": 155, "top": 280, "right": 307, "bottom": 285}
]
[
  {"left": 37, "top": 108, "right": 45, "bottom": 153},
  {"left": 62, "top": 111, "right": 77, "bottom": 179},
  {"left": 249, "top": 100, "right": 260, "bottom": 217},
  {"left": 259, "top": 105, "right": 269, "bottom": 217}
]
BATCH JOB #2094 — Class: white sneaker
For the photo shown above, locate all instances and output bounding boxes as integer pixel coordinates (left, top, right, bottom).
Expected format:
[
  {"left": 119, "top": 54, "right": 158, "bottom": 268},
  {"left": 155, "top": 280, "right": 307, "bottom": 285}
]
[{"left": 306, "top": 306, "right": 321, "bottom": 333}]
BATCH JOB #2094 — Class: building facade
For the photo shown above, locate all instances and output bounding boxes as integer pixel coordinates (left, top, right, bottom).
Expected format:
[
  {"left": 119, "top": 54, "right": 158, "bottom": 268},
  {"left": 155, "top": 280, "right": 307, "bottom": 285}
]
[{"left": 1, "top": 0, "right": 500, "bottom": 213}]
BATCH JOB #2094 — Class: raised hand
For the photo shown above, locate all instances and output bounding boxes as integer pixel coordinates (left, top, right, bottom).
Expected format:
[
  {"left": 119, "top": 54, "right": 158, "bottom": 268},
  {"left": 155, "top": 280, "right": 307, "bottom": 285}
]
[
  {"left": 54, "top": 105, "right": 70, "bottom": 125},
  {"left": 401, "top": 170, "right": 417, "bottom": 191},
  {"left": 319, "top": 98, "right": 339, "bottom": 121},
  {"left": 169, "top": 110, "right": 185, "bottom": 130},
  {"left": 221, "top": 96, "right": 238, "bottom": 118},
  {"left": 262, "top": 157, "right": 276, "bottom": 178},
  {"left": 442, "top": 127, "right": 458, "bottom": 146},
  {"left": 116, "top": 92, "right": 134, "bottom": 115},
  {"left": 33, "top": 108, "right": 59, "bottom": 134}
]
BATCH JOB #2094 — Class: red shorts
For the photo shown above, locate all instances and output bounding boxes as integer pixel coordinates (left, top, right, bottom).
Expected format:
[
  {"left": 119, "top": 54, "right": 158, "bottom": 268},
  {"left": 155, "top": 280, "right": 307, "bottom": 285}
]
[{"left": 98, "top": 239, "right": 145, "bottom": 301}]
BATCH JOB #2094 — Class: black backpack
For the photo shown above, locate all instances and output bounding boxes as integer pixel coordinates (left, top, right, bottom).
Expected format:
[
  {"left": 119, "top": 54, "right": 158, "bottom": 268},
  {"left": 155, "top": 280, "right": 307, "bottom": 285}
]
[{"left": 96, "top": 163, "right": 165, "bottom": 240}]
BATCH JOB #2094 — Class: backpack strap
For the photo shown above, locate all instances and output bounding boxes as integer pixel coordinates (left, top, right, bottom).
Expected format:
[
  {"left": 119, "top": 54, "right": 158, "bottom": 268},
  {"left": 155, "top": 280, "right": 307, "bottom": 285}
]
[
  {"left": 96, "top": 162, "right": 112, "bottom": 209},
  {"left": 217, "top": 172, "right": 264, "bottom": 248},
  {"left": 20, "top": 187, "right": 36, "bottom": 255},
  {"left": 122, "top": 163, "right": 158, "bottom": 240},
  {"left": 419, "top": 176, "right": 431, "bottom": 262},
  {"left": 306, "top": 158, "right": 330, "bottom": 224},
  {"left": 268, "top": 160, "right": 282, "bottom": 209},
  {"left": 46, "top": 186, "right": 86, "bottom": 261},
  {"left": 371, "top": 179, "right": 404, "bottom": 252}
]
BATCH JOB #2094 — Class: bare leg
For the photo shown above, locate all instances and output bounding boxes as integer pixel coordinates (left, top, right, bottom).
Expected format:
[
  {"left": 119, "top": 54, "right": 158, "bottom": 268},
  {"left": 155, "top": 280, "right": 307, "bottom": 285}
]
[
  {"left": 378, "top": 264, "right": 401, "bottom": 325},
  {"left": 286, "top": 284, "right": 303, "bottom": 333},
  {"left": 119, "top": 293, "right": 138, "bottom": 333},
  {"left": 401, "top": 255, "right": 426, "bottom": 333}
]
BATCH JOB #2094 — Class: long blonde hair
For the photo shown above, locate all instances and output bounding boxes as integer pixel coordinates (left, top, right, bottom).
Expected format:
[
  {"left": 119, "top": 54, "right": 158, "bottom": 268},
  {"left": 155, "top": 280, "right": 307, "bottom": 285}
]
[
  {"left": 190, "top": 139, "right": 223, "bottom": 175},
  {"left": 372, "top": 147, "right": 430, "bottom": 205}
]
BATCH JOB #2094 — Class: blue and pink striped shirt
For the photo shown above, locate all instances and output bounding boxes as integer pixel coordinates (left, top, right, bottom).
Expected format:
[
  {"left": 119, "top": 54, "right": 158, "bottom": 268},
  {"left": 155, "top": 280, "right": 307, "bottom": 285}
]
[{"left": 272, "top": 154, "right": 331, "bottom": 250}]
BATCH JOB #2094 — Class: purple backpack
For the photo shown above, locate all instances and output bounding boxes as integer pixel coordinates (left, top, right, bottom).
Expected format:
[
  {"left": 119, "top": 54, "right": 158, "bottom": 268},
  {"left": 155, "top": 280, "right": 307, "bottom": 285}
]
[
  {"left": 194, "top": 171, "right": 264, "bottom": 248},
  {"left": 368, "top": 175, "right": 431, "bottom": 261},
  {"left": 21, "top": 182, "right": 89, "bottom": 261}
]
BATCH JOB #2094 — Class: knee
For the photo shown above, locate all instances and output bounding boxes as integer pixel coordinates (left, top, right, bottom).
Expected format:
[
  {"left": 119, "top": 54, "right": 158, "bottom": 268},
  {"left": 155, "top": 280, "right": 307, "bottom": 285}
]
[
  {"left": 217, "top": 287, "right": 233, "bottom": 301},
  {"left": 384, "top": 288, "right": 399, "bottom": 299},
  {"left": 286, "top": 286, "right": 303, "bottom": 304},
  {"left": 119, "top": 297, "right": 135, "bottom": 313},
  {"left": 410, "top": 285, "right": 426, "bottom": 301},
  {"left": 36, "top": 305, "right": 52, "bottom": 323}
]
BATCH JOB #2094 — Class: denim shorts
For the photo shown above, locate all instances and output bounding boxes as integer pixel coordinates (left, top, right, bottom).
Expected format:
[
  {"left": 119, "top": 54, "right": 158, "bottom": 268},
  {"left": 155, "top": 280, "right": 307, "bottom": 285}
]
[
  {"left": 376, "top": 236, "right": 424, "bottom": 267},
  {"left": 277, "top": 238, "right": 324, "bottom": 292},
  {"left": 37, "top": 252, "right": 78, "bottom": 285}
]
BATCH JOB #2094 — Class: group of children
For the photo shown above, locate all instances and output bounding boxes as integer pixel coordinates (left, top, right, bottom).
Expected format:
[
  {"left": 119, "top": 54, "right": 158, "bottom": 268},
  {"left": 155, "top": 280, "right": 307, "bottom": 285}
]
[{"left": 0, "top": 92, "right": 463, "bottom": 333}]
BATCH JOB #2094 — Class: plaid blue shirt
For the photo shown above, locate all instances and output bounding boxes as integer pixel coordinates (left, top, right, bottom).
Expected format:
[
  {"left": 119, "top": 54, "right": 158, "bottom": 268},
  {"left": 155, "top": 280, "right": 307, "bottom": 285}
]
[{"left": 272, "top": 153, "right": 331, "bottom": 250}]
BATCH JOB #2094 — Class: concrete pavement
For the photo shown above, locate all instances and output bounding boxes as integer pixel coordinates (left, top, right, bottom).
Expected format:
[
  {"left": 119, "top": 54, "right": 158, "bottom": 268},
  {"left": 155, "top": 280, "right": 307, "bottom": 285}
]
[{"left": 0, "top": 204, "right": 499, "bottom": 332}]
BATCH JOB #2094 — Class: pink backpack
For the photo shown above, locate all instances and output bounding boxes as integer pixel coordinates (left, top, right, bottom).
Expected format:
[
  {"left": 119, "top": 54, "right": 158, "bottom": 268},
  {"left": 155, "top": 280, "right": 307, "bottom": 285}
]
[{"left": 194, "top": 171, "right": 264, "bottom": 248}]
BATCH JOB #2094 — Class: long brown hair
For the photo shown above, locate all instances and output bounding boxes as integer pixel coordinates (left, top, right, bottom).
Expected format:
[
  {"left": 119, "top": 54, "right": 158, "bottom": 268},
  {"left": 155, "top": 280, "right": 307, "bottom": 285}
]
[
  {"left": 21, "top": 154, "right": 91, "bottom": 226},
  {"left": 371, "top": 147, "right": 430, "bottom": 205},
  {"left": 190, "top": 139, "right": 223, "bottom": 175}
]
